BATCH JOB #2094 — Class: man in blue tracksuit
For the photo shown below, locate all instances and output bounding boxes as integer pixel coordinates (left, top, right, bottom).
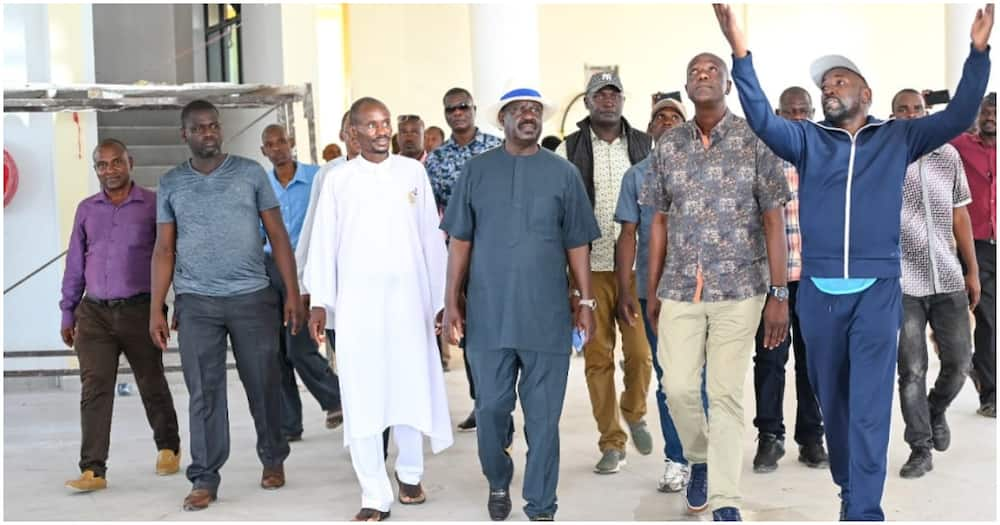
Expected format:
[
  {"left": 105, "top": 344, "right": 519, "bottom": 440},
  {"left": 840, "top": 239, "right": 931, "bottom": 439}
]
[{"left": 714, "top": 3, "right": 993, "bottom": 521}]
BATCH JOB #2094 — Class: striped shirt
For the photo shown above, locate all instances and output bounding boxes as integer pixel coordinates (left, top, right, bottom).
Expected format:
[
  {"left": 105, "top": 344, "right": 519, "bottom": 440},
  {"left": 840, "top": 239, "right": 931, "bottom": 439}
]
[{"left": 784, "top": 162, "right": 802, "bottom": 282}]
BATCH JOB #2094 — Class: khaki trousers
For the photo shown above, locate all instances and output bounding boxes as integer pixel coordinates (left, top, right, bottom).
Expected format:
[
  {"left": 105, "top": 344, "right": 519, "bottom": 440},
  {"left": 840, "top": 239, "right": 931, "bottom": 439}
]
[
  {"left": 658, "top": 294, "right": 765, "bottom": 511},
  {"left": 583, "top": 271, "right": 652, "bottom": 452}
]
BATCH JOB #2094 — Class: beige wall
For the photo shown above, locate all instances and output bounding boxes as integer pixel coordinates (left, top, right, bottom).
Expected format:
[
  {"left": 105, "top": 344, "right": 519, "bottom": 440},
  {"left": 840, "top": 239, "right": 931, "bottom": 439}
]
[
  {"left": 345, "top": 4, "right": 965, "bottom": 139},
  {"left": 346, "top": 4, "right": 474, "bottom": 134}
]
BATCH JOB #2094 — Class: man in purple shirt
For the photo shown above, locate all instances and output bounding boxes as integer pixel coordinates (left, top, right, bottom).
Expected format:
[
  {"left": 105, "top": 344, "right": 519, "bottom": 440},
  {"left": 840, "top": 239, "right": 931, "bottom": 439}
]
[{"left": 59, "top": 139, "right": 180, "bottom": 492}]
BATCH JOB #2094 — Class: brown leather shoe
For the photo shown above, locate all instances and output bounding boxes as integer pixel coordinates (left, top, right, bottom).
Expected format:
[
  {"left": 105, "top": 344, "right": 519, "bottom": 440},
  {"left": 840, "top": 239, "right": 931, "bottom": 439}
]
[
  {"left": 182, "top": 488, "right": 216, "bottom": 511},
  {"left": 261, "top": 464, "right": 285, "bottom": 489}
]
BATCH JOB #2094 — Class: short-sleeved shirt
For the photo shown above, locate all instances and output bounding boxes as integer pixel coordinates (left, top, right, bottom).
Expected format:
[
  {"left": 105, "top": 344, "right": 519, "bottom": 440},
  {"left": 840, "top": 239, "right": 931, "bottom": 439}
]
[
  {"left": 901, "top": 144, "right": 973, "bottom": 297},
  {"left": 614, "top": 155, "right": 656, "bottom": 299},
  {"left": 640, "top": 112, "right": 789, "bottom": 302},
  {"left": 424, "top": 129, "right": 502, "bottom": 210},
  {"left": 157, "top": 154, "right": 280, "bottom": 296},
  {"left": 440, "top": 146, "right": 601, "bottom": 354},
  {"left": 555, "top": 130, "right": 634, "bottom": 272},
  {"left": 264, "top": 162, "right": 319, "bottom": 253}
]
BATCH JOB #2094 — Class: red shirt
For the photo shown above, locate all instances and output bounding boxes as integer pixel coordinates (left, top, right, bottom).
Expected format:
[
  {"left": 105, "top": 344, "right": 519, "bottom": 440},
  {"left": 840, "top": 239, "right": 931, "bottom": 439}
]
[{"left": 951, "top": 132, "right": 997, "bottom": 240}]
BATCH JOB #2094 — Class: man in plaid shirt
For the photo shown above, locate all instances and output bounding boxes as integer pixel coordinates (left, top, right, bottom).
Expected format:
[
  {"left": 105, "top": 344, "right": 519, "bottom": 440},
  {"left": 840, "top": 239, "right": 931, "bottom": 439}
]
[{"left": 750, "top": 87, "right": 828, "bottom": 474}]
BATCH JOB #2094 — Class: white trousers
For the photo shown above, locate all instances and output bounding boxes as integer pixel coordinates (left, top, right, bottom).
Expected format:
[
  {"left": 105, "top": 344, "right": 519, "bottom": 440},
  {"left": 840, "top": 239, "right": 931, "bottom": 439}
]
[{"left": 349, "top": 424, "right": 425, "bottom": 511}]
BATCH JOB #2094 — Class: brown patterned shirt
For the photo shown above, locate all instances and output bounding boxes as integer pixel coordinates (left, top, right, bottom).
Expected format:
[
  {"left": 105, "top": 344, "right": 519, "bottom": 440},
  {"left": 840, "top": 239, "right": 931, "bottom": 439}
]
[{"left": 640, "top": 112, "right": 789, "bottom": 302}]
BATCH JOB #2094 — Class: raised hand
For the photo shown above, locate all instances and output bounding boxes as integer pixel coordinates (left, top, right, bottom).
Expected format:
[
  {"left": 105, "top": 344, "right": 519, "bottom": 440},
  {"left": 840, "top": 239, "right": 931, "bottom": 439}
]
[
  {"left": 972, "top": 4, "right": 995, "bottom": 52},
  {"left": 713, "top": 3, "right": 749, "bottom": 58}
]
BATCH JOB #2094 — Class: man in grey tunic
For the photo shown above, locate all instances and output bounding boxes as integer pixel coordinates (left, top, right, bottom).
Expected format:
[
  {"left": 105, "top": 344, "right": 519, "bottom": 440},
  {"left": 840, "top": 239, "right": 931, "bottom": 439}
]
[{"left": 441, "top": 87, "right": 601, "bottom": 522}]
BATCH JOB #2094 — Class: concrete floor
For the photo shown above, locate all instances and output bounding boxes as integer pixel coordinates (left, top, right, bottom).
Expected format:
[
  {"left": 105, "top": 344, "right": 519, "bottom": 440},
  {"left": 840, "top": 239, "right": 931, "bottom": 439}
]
[{"left": 3, "top": 348, "right": 996, "bottom": 522}]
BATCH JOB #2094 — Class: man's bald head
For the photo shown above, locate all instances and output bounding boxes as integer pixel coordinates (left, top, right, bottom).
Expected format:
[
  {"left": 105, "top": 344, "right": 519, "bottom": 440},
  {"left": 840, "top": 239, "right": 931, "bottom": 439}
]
[
  {"left": 349, "top": 97, "right": 389, "bottom": 126},
  {"left": 261, "top": 123, "right": 288, "bottom": 142},
  {"left": 778, "top": 86, "right": 814, "bottom": 121},
  {"left": 687, "top": 52, "right": 729, "bottom": 84},
  {"left": 260, "top": 123, "right": 294, "bottom": 167}
]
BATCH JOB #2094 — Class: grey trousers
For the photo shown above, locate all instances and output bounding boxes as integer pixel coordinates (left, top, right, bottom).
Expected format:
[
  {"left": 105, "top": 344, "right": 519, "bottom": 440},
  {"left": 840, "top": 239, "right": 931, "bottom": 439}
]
[
  {"left": 265, "top": 255, "right": 342, "bottom": 436},
  {"left": 467, "top": 347, "right": 571, "bottom": 519},
  {"left": 176, "top": 287, "right": 290, "bottom": 491}
]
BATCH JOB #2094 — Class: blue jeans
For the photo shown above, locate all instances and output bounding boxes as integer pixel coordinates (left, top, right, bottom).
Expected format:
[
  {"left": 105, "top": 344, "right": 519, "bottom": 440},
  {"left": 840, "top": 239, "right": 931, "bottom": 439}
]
[{"left": 640, "top": 299, "right": 708, "bottom": 465}]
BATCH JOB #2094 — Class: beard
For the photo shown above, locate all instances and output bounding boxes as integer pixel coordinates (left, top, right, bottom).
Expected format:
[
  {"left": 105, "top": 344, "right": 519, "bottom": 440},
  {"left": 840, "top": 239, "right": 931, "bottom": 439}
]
[{"left": 822, "top": 97, "right": 851, "bottom": 122}]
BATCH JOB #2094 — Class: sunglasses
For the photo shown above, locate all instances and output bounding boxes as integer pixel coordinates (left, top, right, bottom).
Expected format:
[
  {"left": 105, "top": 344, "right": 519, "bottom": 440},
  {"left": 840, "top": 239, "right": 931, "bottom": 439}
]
[
  {"left": 445, "top": 103, "right": 473, "bottom": 114},
  {"left": 652, "top": 91, "right": 682, "bottom": 105},
  {"left": 397, "top": 114, "right": 422, "bottom": 123}
]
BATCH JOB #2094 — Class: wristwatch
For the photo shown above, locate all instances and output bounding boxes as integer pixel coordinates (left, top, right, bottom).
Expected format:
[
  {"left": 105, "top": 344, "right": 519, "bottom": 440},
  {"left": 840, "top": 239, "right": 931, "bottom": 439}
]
[
  {"left": 579, "top": 298, "right": 597, "bottom": 311},
  {"left": 768, "top": 285, "right": 790, "bottom": 302}
]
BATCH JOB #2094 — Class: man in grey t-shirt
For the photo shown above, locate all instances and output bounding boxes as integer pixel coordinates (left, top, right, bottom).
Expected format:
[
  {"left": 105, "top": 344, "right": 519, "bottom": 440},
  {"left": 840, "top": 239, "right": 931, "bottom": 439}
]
[{"left": 149, "top": 100, "right": 303, "bottom": 512}]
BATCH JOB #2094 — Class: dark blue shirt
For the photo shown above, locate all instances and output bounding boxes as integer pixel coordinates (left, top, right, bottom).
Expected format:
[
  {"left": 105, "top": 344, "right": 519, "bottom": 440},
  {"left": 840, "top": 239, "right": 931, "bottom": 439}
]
[{"left": 441, "top": 146, "right": 601, "bottom": 354}]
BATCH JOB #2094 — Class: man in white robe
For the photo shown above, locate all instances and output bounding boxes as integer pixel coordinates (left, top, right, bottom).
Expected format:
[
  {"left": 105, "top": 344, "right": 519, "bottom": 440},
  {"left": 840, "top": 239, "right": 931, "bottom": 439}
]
[{"left": 304, "top": 97, "right": 453, "bottom": 521}]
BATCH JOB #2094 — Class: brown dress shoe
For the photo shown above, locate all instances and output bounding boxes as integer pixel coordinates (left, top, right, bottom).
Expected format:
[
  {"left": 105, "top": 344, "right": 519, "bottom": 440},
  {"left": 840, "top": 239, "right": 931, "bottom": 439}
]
[
  {"left": 182, "top": 488, "right": 216, "bottom": 511},
  {"left": 261, "top": 464, "right": 285, "bottom": 489}
]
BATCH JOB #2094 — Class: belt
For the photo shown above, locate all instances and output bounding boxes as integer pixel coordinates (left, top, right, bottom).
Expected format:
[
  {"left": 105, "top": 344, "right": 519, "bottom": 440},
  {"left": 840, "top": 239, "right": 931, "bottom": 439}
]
[
  {"left": 976, "top": 239, "right": 996, "bottom": 246},
  {"left": 84, "top": 293, "right": 151, "bottom": 308}
]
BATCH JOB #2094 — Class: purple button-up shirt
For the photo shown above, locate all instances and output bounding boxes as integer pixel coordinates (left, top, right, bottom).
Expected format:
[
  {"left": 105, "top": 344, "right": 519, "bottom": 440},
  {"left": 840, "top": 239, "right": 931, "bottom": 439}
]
[{"left": 59, "top": 183, "right": 157, "bottom": 328}]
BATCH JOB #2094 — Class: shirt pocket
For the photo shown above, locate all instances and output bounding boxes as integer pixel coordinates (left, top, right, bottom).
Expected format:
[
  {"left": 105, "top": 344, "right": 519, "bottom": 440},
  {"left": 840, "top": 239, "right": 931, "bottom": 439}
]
[
  {"left": 529, "top": 195, "right": 562, "bottom": 241},
  {"left": 123, "top": 222, "right": 155, "bottom": 248}
]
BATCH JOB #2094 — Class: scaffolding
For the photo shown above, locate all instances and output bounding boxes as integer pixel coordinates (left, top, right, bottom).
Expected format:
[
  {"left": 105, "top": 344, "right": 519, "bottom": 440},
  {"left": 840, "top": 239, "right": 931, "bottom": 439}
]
[{"left": 3, "top": 81, "right": 319, "bottom": 164}]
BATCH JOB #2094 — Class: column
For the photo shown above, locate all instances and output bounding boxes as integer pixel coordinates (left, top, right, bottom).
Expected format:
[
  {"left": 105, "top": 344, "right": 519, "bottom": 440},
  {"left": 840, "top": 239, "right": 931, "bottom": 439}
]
[{"left": 468, "top": 4, "right": 540, "bottom": 127}]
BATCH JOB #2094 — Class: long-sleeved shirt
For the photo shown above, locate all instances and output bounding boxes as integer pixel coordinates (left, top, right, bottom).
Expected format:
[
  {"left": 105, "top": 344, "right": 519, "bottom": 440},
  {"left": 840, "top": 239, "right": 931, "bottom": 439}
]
[{"left": 60, "top": 183, "right": 158, "bottom": 328}]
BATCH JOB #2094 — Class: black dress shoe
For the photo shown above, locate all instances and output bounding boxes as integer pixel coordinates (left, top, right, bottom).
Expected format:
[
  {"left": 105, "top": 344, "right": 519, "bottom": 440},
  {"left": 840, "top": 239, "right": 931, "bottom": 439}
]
[
  {"left": 487, "top": 488, "right": 512, "bottom": 521},
  {"left": 458, "top": 411, "right": 477, "bottom": 432},
  {"left": 798, "top": 442, "right": 830, "bottom": 468},
  {"left": 529, "top": 513, "right": 554, "bottom": 521},
  {"left": 752, "top": 433, "right": 785, "bottom": 473},
  {"left": 899, "top": 448, "right": 933, "bottom": 479},
  {"left": 930, "top": 412, "right": 950, "bottom": 451},
  {"left": 285, "top": 433, "right": 302, "bottom": 442}
]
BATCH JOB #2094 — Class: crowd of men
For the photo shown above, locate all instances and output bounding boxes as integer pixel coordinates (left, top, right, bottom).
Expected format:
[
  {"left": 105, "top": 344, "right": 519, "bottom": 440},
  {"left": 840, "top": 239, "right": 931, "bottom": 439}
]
[{"left": 56, "top": 3, "right": 994, "bottom": 522}]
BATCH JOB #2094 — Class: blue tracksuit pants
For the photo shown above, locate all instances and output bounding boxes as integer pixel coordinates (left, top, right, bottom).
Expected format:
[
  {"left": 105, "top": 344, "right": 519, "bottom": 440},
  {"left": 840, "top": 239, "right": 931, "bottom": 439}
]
[{"left": 796, "top": 278, "right": 902, "bottom": 521}]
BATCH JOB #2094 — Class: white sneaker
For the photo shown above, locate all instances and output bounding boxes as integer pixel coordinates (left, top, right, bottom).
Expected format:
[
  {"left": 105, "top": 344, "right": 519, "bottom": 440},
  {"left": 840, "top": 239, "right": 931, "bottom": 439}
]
[{"left": 657, "top": 459, "right": 689, "bottom": 493}]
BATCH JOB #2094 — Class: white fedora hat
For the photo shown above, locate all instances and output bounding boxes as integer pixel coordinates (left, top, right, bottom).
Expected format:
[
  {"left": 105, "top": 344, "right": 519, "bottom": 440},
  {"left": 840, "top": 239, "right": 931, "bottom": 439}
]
[{"left": 487, "top": 87, "right": 559, "bottom": 129}]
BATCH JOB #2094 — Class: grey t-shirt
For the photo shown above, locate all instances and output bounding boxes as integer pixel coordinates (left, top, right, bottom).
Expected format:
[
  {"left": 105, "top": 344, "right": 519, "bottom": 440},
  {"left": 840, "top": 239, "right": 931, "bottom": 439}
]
[
  {"left": 157, "top": 154, "right": 280, "bottom": 296},
  {"left": 441, "top": 146, "right": 601, "bottom": 354}
]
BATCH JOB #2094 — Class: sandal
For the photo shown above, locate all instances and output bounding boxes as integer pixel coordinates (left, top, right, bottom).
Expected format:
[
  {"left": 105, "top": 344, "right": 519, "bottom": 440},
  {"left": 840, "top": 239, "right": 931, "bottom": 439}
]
[
  {"left": 395, "top": 472, "right": 426, "bottom": 505},
  {"left": 353, "top": 508, "right": 390, "bottom": 521}
]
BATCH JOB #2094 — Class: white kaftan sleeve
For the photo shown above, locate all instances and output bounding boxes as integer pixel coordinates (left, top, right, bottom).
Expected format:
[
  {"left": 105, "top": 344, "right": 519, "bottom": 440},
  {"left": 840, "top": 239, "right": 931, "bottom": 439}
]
[
  {"left": 302, "top": 165, "right": 340, "bottom": 319},
  {"left": 295, "top": 164, "right": 330, "bottom": 294},
  {"left": 416, "top": 164, "right": 448, "bottom": 314}
]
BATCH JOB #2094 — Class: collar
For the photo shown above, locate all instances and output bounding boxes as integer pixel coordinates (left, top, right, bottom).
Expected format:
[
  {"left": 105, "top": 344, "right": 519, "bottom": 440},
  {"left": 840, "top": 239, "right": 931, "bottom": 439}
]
[
  {"left": 968, "top": 132, "right": 996, "bottom": 148},
  {"left": 589, "top": 126, "right": 624, "bottom": 146},
  {"left": 447, "top": 128, "right": 486, "bottom": 149},
  {"left": 94, "top": 181, "right": 143, "bottom": 204},
  {"left": 687, "top": 110, "right": 735, "bottom": 142},
  {"left": 269, "top": 161, "right": 312, "bottom": 187}
]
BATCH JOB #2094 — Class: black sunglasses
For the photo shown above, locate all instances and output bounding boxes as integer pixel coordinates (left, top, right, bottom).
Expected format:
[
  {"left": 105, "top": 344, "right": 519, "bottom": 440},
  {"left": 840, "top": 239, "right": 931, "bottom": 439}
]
[{"left": 445, "top": 103, "right": 473, "bottom": 114}]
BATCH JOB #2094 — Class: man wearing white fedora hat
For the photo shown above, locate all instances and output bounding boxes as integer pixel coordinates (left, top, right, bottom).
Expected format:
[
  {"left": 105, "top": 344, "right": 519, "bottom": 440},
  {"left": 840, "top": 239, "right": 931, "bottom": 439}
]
[{"left": 442, "top": 86, "right": 600, "bottom": 522}]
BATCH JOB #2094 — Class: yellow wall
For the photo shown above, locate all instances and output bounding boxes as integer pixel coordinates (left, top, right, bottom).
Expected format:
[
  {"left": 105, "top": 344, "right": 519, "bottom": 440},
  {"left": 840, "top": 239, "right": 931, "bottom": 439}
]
[
  {"left": 281, "top": 4, "right": 324, "bottom": 163},
  {"left": 48, "top": 4, "right": 98, "bottom": 247},
  {"left": 346, "top": 4, "right": 474, "bottom": 134},
  {"left": 345, "top": 4, "right": 952, "bottom": 138}
]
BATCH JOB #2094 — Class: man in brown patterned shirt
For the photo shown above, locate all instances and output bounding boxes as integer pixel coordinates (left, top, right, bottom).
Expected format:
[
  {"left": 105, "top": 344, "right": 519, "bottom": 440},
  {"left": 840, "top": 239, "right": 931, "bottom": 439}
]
[{"left": 640, "top": 52, "right": 790, "bottom": 521}]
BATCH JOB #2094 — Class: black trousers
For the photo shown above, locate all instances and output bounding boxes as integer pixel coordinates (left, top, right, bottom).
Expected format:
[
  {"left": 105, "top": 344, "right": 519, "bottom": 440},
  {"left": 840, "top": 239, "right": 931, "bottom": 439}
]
[
  {"left": 752, "top": 281, "right": 824, "bottom": 445},
  {"left": 972, "top": 240, "right": 996, "bottom": 405},
  {"left": 75, "top": 297, "right": 180, "bottom": 477},
  {"left": 897, "top": 291, "right": 972, "bottom": 450},
  {"left": 265, "top": 256, "right": 341, "bottom": 436}
]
